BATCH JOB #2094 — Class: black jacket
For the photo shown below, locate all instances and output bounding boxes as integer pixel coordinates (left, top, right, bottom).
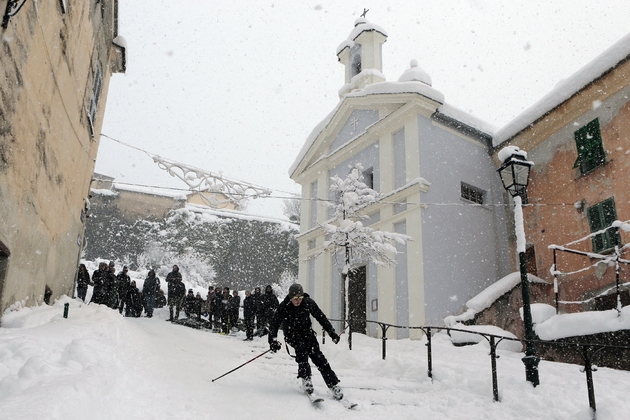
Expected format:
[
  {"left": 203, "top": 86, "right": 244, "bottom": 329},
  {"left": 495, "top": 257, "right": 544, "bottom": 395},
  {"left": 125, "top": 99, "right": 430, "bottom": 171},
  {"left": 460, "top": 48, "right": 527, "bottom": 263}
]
[
  {"left": 166, "top": 271, "right": 184, "bottom": 297},
  {"left": 260, "top": 288, "right": 279, "bottom": 317},
  {"left": 77, "top": 269, "right": 91, "bottom": 288},
  {"left": 243, "top": 295, "right": 255, "bottom": 319},
  {"left": 268, "top": 293, "right": 336, "bottom": 347},
  {"left": 143, "top": 276, "right": 159, "bottom": 297}
]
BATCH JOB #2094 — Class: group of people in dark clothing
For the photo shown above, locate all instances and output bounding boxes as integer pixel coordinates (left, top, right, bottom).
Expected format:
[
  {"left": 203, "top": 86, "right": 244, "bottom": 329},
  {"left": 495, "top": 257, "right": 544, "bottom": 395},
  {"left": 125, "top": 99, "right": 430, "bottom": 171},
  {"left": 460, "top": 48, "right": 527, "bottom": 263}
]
[
  {"left": 204, "top": 284, "right": 278, "bottom": 338},
  {"left": 76, "top": 261, "right": 166, "bottom": 317},
  {"left": 76, "top": 262, "right": 280, "bottom": 337}
]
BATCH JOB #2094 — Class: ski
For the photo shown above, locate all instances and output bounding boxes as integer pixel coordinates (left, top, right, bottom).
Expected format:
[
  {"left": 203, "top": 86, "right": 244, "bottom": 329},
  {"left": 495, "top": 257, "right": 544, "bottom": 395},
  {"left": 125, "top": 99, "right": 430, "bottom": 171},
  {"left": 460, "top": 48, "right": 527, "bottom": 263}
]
[
  {"left": 306, "top": 392, "right": 324, "bottom": 404},
  {"left": 336, "top": 398, "right": 357, "bottom": 410}
]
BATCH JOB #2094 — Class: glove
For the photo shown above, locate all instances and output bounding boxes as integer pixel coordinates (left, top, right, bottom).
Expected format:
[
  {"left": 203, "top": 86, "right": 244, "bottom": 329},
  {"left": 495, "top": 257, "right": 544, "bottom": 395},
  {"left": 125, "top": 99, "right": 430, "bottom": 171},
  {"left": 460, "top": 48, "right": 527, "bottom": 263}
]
[
  {"left": 269, "top": 340, "right": 282, "bottom": 353},
  {"left": 329, "top": 332, "right": 340, "bottom": 344}
]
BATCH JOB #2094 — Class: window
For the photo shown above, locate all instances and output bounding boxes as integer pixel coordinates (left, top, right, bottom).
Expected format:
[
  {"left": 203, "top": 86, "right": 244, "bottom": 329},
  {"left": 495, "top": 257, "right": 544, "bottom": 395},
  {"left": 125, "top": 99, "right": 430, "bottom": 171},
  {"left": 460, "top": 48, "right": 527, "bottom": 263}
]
[
  {"left": 350, "top": 44, "right": 362, "bottom": 78},
  {"left": 309, "top": 181, "right": 318, "bottom": 229},
  {"left": 87, "top": 65, "right": 103, "bottom": 137},
  {"left": 362, "top": 167, "right": 374, "bottom": 190},
  {"left": 587, "top": 198, "right": 621, "bottom": 253},
  {"left": 393, "top": 128, "right": 406, "bottom": 189},
  {"left": 573, "top": 118, "right": 606, "bottom": 175},
  {"left": 461, "top": 182, "right": 484, "bottom": 204}
]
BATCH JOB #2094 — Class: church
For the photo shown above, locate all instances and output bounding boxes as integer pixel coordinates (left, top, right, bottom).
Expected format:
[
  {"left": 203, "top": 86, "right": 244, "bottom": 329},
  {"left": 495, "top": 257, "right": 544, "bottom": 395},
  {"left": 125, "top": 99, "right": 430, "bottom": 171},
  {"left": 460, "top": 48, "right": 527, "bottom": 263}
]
[{"left": 289, "top": 17, "right": 512, "bottom": 338}]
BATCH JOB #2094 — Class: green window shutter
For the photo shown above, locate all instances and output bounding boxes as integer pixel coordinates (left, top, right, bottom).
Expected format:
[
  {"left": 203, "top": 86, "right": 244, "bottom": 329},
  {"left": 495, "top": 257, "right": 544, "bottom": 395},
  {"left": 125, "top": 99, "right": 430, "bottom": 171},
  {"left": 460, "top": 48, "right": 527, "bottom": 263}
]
[
  {"left": 573, "top": 119, "right": 606, "bottom": 174},
  {"left": 601, "top": 198, "right": 621, "bottom": 248},
  {"left": 588, "top": 198, "right": 621, "bottom": 252},
  {"left": 587, "top": 205, "right": 605, "bottom": 252}
]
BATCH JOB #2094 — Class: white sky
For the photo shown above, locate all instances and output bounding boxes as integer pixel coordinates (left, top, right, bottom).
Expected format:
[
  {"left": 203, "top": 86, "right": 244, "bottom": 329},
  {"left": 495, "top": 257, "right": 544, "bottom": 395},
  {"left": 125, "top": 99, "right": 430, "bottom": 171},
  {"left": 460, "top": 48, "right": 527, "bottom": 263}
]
[{"left": 97, "top": 1, "right": 630, "bottom": 217}]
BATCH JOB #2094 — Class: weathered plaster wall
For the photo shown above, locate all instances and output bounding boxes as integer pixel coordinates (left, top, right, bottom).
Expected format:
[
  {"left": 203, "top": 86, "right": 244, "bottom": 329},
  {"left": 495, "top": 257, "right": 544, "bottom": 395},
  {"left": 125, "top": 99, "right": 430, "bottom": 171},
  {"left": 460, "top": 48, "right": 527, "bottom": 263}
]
[
  {"left": 507, "top": 66, "right": 630, "bottom": 313},
  {"left": 0, "top": 1, "right": 118, "bottom": 315}
]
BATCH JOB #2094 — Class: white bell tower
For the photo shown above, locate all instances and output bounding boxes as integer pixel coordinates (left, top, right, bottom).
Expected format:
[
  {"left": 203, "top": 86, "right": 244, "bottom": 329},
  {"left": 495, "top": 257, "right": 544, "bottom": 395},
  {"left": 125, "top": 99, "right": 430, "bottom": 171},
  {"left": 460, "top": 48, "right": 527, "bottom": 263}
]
[{"left": 336, "top": 17, "right": 388, "bottom": 98}]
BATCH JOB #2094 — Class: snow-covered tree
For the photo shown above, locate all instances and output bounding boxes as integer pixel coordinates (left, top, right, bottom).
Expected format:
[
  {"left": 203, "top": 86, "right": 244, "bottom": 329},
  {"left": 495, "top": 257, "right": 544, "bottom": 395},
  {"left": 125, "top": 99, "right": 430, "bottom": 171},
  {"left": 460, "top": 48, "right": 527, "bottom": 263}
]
[
  {"left": 319, "top": 164, "right": 411, "bottom": 323},
  {"left": 282, "top": 197, "right": 301, "bottom": 224}
]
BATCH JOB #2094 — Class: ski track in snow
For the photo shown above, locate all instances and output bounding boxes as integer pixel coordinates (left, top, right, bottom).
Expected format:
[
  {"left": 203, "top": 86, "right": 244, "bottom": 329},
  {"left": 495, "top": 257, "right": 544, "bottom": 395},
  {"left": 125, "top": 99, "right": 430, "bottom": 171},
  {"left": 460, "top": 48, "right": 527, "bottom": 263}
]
[{"left": 1, "top": 297, "right": 630, "bottom": 419}]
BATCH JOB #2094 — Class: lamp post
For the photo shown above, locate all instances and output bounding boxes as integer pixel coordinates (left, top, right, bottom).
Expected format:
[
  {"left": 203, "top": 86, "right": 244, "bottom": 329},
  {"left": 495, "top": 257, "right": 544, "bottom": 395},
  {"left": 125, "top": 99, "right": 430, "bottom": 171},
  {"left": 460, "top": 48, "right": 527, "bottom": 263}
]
[{"left": 497, "top": 146, "right": 540, "bottom": 387}]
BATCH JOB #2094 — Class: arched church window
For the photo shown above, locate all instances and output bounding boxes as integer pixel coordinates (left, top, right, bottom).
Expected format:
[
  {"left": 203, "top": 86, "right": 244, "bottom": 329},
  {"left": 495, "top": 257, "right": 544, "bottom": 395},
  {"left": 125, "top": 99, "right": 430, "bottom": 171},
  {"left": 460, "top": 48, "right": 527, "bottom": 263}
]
[{"left": 350, "top": 44, "right": 362, "bottom": 78}]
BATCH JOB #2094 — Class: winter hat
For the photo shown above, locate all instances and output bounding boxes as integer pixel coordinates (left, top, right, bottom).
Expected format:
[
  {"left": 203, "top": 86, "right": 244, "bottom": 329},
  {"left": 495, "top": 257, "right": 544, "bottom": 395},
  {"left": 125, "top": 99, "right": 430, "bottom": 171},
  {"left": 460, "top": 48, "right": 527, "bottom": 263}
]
[{"left": 288, "top": 283, "right": 303, "bottom": 298}]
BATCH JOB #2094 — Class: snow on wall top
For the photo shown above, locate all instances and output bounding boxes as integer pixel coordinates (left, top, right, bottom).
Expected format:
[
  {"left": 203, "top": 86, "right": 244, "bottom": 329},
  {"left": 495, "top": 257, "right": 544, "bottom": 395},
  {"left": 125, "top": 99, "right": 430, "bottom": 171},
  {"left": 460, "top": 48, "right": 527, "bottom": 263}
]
[
  {"left": 493, "top": 32, "right": 630, "bottom": 147},
  {"left": 184, "top": 203, "right": 299, "bottom": 231},
  {"left": 112, "top": 182, "right": 188, "bottom": 200},
  {"left": 90, "top": 188, "right": 119, "bottom": 197}
]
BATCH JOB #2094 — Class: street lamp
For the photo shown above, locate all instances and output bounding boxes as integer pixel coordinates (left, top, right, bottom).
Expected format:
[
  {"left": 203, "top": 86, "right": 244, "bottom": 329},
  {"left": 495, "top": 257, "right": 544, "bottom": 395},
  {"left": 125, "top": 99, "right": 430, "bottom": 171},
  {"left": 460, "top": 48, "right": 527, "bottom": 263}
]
[{"left": 497, "top": 146, "right": 540, "bottom": 387}]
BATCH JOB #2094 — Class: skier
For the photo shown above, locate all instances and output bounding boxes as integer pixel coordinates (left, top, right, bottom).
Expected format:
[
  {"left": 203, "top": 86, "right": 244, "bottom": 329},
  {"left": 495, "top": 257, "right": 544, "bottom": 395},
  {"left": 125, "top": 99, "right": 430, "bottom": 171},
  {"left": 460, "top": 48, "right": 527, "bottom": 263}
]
[{"left": 268, "top": 283, "right": 343, "bottom": 400}]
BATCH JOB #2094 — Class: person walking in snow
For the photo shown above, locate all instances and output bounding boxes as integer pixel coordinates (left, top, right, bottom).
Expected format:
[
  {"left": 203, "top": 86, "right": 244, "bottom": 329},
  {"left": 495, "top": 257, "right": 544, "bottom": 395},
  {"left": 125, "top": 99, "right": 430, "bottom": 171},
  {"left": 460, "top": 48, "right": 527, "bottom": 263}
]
[
  {"left": 211, "top": 286, "right": 223, "bottom": 330},
  {"left": 257, "top": 285, "right": 278, "bottom": 337},
  {"left": 121, "top": 280, "right": 142, "bottom": 317},
  {"left": 203, "top": 286, "right": 214, "bottom": 319},
  {"left": 105, "top": 262, "right": 119, "bottom": 310},
  {"left": 252, "top": 286, "right": 262, "bottom": 333},
  {"left": 220, "top": 287, "right": 231, "bottom": 334},
  {"left": 166, "top": 265, "right": 185, "bottom": 321},
  {"left": 142, "top": 270, "right": 160, "bottom": 318},
  {"left": 268, "top": 283, "right": 343, "bottom": 400},
  {"left": 76, "top": 263, "right": 91, "bottom": 302},
  {"left": 228, "top": 290, "right": 241, "bottom": 332},
  {"left": 242, "top": 290, "right": 255, "bottom": 341},
  {"left": 117, "top": 266, "right": 131, "bottom": 314},
  {"left": 90, "top": 262, "right": 108, "bottom": 305}
]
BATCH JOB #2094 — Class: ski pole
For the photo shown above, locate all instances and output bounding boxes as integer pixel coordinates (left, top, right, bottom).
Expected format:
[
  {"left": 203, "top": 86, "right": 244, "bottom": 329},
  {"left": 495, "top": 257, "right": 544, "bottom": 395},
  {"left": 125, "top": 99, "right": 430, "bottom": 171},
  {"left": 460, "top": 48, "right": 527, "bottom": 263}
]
[{"left": 211, "top": 348, "right": 273, "bottom": 382}]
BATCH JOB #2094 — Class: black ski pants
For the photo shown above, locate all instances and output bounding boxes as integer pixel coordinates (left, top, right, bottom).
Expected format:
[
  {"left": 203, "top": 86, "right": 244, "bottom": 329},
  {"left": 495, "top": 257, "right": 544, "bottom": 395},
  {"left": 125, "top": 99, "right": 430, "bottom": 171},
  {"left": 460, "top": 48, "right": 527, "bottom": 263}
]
[{"left": 292, "top": 339, "right": 339, "bottom": 388}]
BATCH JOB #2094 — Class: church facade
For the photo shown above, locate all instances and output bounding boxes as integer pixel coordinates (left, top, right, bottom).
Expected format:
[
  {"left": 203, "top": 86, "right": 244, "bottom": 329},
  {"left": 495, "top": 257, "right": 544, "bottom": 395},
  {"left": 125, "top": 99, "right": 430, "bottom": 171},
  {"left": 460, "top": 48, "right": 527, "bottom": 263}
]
[{"left": 289, "top": 18, "right": 511, "bottom": 337}]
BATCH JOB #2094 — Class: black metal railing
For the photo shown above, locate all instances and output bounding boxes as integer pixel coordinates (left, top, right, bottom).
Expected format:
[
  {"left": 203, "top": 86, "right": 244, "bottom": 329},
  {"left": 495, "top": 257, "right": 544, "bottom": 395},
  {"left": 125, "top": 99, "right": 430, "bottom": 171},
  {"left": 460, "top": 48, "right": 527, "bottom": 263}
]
[{"left": 326, "top": 318, "right": 630, "bottom": 416}]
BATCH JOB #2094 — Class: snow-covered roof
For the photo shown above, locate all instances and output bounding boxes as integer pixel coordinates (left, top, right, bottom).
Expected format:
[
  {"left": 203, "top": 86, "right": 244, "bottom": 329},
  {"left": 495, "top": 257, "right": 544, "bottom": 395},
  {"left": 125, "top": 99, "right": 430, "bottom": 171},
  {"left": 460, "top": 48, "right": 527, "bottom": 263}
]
[
  {"left": 536, "top": 306, "right": 630, "bottom": 341},
  {"left": 288, "top": 101, "right": 342, "bottom": 177},
  {"left": 90, "top": 188, "right": 118, "bottom": 197},
  {"left": 444, "top": 271, "right": 549, "bottom": 326},
  {"left": 438, "top": 103, "right": 497, "bottom": 137},
  {"left": 493, "top": 32, "right": 630, "bottom": 147},
  {"left": 289, "top": 81, "right": 445, "bottom": 177},
  {"left": 184, "top": 203, "right": 299, "bottom": 231},
  {"left": 336, "top": 18, "right": 388, "bottom": 56},
  {"left": 345, "top": 80, "right": 445, "bottom": 104},
  {"left": 113, "top": 35, "right": 127, "bottom": 48},
  {"left": 112, "top": 183, "right": 188, "bottom": 200}
]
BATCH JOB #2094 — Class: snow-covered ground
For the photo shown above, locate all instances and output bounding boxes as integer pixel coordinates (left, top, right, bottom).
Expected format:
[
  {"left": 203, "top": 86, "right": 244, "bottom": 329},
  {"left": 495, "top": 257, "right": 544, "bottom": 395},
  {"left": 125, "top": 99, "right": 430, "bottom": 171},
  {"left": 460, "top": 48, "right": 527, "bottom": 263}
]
[{"left": 2, "top": 298, "right": 630, "bottom": 419}]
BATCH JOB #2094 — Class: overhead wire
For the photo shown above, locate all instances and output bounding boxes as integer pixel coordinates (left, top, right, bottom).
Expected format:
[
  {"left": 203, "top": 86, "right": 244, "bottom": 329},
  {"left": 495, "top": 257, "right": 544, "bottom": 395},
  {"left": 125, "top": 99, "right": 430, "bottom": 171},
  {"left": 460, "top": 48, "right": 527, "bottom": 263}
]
[{"left": 99, "top": 133, "right": 605, "bottom": 208}]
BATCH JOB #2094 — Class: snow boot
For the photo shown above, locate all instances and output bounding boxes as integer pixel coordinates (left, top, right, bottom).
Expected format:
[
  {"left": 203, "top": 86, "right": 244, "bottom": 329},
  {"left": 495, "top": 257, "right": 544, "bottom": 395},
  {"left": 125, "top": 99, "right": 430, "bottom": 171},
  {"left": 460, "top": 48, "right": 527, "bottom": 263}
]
[
  {"left": 302, "top": 377, "right": 314, "bottom": 395},
  {"left": 329, "top": 384, "right": 343, "bottom": 400}
]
